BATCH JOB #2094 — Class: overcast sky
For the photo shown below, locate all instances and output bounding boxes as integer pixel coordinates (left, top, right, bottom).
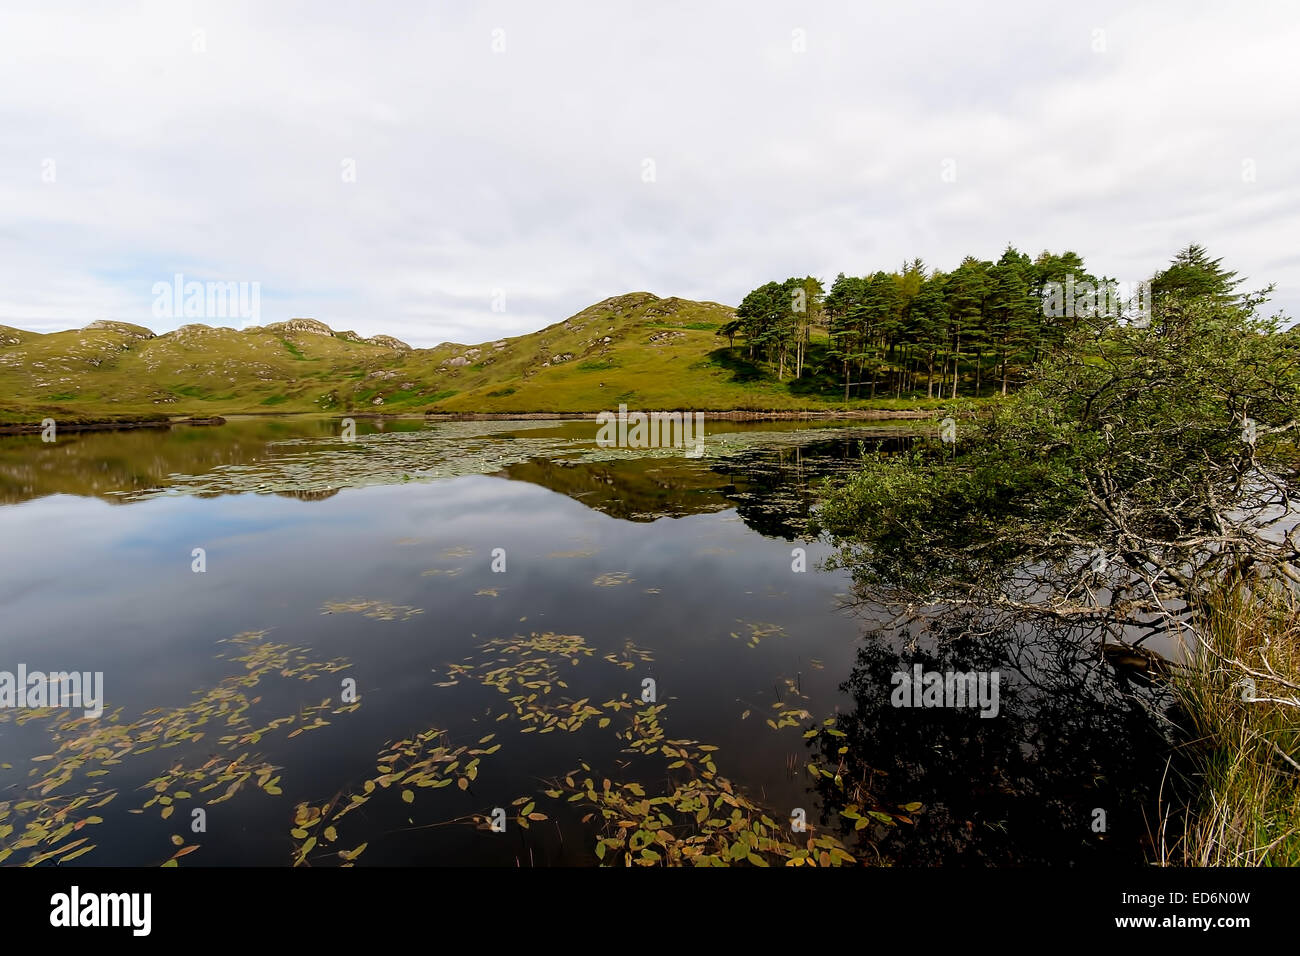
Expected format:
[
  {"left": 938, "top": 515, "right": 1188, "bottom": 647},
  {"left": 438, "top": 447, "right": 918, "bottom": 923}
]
[{"left": 1, "top": 0, "right": 1296, "bottom": 347}]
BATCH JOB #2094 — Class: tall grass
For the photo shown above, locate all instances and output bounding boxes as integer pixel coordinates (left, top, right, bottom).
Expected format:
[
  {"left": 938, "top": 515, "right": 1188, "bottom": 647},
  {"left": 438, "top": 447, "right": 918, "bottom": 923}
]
[{"left": 1164, "top": 585, "right": 1300, "bottom": 865}]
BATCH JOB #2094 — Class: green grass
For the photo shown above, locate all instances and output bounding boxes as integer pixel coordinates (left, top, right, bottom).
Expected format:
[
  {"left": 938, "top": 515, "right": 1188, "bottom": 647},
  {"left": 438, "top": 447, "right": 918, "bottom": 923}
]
[
  {"left": 647, "top": 320, "right": 719, "bottom": 331},
  {"left": 1167, "top": 585, "right": 1300, "bottom": 866},
  {"left": 0, "top": 403, "right": 169, "bottom": 427}
]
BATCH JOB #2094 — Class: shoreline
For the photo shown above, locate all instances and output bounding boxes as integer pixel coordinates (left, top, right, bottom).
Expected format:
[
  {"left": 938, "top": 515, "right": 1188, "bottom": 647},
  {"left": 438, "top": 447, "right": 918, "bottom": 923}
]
[
  {"left": 0, "top": 407, "right": 938, "bottom": 435},
  {"left": 0, "top": 415, "right": 225, "bottom": 435},
  {"left": 422, "top": 408, "right": 938, "bottom": 422}
]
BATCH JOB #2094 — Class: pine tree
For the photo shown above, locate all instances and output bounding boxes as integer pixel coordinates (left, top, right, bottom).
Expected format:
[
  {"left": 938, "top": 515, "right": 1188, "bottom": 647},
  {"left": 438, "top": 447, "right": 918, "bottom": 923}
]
[{"left": 1152, "top": 244, "right": 1245, "bottom": 306}]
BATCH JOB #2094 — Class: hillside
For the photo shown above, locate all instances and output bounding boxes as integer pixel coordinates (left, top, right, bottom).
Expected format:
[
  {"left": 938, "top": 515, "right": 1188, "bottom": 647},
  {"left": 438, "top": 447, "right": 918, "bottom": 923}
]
[{"left": 0, "top": 293, "right": 942, "bottom": 422}]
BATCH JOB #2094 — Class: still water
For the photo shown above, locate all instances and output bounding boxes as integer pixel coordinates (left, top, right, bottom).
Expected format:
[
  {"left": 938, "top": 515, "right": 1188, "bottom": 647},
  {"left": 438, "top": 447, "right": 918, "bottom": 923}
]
[{"left": 0, "top": 417, "right": 1172, "bottom": 866}]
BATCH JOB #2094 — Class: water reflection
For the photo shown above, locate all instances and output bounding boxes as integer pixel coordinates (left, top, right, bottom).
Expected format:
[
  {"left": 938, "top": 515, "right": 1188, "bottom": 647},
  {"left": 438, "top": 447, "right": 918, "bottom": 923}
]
[
  {"left": 805, "top": 612, "right": 1185, "bottom": 865},
  {"left": 0, "top": 416, "right": 1180, "bottom": 866}
]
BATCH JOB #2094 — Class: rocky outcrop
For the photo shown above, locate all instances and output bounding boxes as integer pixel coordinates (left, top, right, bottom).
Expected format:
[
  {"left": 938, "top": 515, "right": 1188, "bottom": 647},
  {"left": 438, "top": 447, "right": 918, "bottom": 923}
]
[
  {"left": 0, "top": 326, "right": 28, "bottom": 347},
  {"left": 261, "top": 318, "right": 335, "bottom": 337},
  {"left": 238, "top": 320, "right": 409, "bottom": 351},
  {"left": 366, "top": 334, "right": 411, "bottom": 352},
  {"left": 84, "top": 320, "right": 156, "bottom": 340}
]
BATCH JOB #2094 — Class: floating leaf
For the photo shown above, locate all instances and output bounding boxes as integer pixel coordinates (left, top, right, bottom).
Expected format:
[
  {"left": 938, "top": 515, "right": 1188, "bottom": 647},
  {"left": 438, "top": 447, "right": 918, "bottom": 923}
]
[
  {"left": 294, "top": 836, "right": 317, "bottom": 866},
  {"left": 59, "top": 845, "right": 96, "bottom": 863},
  {"left": 338, "top": 842, "right": 368, "bottom": 862}
]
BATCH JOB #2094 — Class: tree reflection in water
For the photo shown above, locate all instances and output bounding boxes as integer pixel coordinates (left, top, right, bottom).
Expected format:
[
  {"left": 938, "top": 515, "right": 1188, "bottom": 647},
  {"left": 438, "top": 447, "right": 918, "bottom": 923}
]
[{"left": 806, "top": 612, "right": 1187, "bottom": 865}]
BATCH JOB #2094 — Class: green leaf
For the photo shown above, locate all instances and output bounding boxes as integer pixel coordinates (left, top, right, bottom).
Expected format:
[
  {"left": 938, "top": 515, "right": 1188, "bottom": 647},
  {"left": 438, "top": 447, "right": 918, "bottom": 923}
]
[{"left": 295, "top": 836, "right": 317, "bottom": 865}]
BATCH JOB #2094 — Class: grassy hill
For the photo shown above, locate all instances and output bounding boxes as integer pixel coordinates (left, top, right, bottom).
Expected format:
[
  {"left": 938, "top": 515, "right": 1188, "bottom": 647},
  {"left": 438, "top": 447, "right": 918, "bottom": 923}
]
[{"left": 0, "top": 293, "right": 946, "bottom": 422}]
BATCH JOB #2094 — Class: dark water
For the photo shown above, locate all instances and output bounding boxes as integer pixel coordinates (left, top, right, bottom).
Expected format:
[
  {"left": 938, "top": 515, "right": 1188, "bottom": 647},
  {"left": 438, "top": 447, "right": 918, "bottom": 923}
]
[{"left": 0, "top": 417, "right": 1173, "bottom": 866}]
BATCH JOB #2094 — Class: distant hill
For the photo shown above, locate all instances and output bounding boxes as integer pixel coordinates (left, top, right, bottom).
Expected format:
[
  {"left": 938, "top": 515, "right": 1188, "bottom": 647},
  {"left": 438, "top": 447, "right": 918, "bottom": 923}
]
[{"left": 0, "top": 293, "right": 938, "bottom": 421}]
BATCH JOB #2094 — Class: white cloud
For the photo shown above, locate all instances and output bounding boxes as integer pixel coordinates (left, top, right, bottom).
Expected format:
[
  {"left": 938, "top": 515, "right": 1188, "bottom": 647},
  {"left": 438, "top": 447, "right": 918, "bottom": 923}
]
[{"left": 0, "top": 0, "right": 1296, "bottom": 347}]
